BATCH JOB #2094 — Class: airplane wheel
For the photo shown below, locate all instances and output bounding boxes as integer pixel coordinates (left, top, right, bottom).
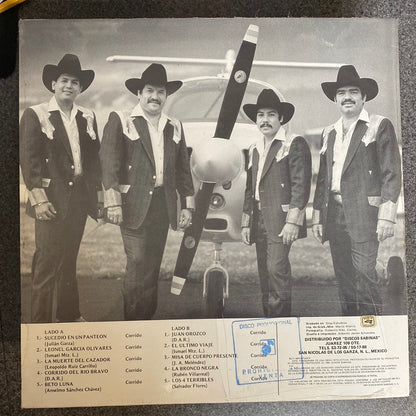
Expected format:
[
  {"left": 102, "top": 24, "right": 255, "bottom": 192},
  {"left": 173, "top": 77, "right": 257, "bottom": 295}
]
[
  {"left": 386, "top": 256, "right": 406, "bottom": 315},
  {"left": 205, "top": 271, "right": 225, "bottom": 318}
]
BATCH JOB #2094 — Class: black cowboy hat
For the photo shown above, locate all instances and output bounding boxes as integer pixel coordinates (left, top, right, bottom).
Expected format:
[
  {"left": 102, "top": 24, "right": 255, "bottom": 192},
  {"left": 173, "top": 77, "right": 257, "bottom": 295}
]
[
  {"left": 243, "top": 89, "right": 295, "bottom": 125},
  {"left": 42, "top": 54, "right": 95, "bottom": 93},
  {"left": 321, "top": 65, "right": 379, "bottom": 101},
  {"left": 125, "top": 63, "right": 182, "bottom": 96}
]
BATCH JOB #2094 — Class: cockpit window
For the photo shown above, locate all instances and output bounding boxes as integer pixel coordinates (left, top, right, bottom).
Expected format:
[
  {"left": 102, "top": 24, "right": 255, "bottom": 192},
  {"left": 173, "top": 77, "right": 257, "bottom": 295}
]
[{"left": 164, "top": 77, "right": 270, "bottom": 123}]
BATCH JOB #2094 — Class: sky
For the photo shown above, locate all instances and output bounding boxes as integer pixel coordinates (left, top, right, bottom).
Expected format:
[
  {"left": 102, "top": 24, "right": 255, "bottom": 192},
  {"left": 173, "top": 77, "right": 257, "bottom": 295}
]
[{"left": 19, "top": 18, "right": 400, "bottom": 136}]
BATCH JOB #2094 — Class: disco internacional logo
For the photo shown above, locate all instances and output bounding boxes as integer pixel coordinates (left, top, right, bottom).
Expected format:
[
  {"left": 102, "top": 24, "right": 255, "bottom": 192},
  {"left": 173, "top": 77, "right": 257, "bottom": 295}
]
[
  {"left": 360, "top": 315, "right": 377, "bottom": 327},
  {"left": 260, "top": 339, "right": 276, "bottom": 356}
]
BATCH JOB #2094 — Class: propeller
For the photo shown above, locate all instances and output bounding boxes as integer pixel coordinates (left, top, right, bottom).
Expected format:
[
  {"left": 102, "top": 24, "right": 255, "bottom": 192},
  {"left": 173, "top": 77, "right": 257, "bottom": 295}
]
[{"left": 171, "top": 24, "right": 259, "bottom": 295}]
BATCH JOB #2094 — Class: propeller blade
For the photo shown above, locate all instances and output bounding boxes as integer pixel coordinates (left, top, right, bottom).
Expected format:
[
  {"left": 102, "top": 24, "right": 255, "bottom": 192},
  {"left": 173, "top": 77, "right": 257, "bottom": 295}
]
[
  {"left": 214, "top": 24, "right": 258, "bottom": 139},
  {"left": 171, "top": 25, "right": 258, "bottom": 295},
  {"left": 171, "top": 182, "right": 215, "bottom": 295}
]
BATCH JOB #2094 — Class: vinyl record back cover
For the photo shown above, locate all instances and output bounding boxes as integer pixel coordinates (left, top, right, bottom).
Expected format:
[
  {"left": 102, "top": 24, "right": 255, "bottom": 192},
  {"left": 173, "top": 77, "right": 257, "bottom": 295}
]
[{"left": 19, "top": 17, "right": 408, "bottom": 407}]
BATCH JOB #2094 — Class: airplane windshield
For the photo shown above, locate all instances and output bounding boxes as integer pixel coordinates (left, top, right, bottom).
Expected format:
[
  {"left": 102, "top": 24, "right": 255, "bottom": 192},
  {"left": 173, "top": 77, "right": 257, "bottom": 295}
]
[{"left": 164, "top": 77, "right": 268, "bottom": 123}]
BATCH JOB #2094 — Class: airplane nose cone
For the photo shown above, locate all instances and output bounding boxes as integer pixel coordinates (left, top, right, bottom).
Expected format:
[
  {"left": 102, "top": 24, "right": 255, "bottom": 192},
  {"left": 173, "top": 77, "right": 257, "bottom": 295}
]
[{"left": 191, "top": 138, "right": 243, "bottom": 184}]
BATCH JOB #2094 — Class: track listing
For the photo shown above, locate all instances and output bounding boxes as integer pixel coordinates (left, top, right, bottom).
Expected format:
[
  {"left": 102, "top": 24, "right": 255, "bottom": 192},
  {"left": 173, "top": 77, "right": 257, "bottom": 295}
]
[{"left": 21, "top": 316, "right": 409, "bottom": 408}]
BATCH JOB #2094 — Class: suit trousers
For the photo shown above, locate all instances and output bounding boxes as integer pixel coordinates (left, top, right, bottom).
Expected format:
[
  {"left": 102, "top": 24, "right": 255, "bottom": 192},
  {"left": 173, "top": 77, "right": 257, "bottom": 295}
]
[
  {"left": 327, "top": 198, "right": 381, "bottom": 316},
  {"left": 31, "top": 179, "right": 89, "bottom": 323},
  {"left": 120, "top": 187, "right": 169, "bottom": 320},
  {"left": 254, "top": 208, "right": 291, "bottom": 317}
]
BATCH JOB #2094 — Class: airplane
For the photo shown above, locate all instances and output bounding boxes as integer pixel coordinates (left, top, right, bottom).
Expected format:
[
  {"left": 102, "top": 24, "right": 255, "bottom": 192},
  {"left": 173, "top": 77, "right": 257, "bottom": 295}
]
[
  {"left": 88, "top": 25, "right": 407, "bottom": 318},
  {"left": 105, "top": 26, "right": 351, "bottom": 318}
]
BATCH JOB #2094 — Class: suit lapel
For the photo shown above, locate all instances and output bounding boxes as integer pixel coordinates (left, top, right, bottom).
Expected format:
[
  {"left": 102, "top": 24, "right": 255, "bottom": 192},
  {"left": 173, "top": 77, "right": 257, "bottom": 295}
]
[
  {"left": 342, "top": 120, "right": 368, "bottom": 176},
  {"left": 75, "top": 110, "right": 87, "bottom": 158},
  {"left": 132, "top": 117, "right": 155, "bottom": 167},
  {"left": 49, "top": 111, "right": 73, "bottom": 161},
  {"left": 251, "top": 148, "right": 259, "bottom": 192},
  {"left": 163, "top": 121, "right": 174, "bottom": 173},
  {"left": 260, "top": 139, "right": 281, "bottom": 182},
  {"left": 326, "top": 130, "right": 336, "bottom": 186}
]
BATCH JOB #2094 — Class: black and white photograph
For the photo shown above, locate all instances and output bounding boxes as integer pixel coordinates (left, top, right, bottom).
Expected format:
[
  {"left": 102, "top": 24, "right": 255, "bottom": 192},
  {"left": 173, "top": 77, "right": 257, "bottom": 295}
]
[{"left": 19, "top": 18, "right": 409, "bottom": 407}]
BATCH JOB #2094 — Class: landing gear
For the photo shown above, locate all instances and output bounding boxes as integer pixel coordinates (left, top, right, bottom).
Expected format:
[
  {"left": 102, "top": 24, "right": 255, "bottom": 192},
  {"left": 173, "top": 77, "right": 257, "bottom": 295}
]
[{"left": 203, "top": 243, "right": 229, "bottom": 318}]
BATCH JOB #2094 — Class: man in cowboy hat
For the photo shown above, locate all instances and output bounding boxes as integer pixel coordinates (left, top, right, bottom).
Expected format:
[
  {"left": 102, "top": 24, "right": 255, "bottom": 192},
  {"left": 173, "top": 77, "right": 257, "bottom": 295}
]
[
  {"left": 100, "top": 63, "right": 194, "bottom": 320},
  {"left": 20, "top": 54, "right": 101, "bottom": 323},
  {"left": 241, "top": 89, "right": 311, "bottom": 317},
  {"left": 312, "top": 65, "right": 402, "bottom": 316}
]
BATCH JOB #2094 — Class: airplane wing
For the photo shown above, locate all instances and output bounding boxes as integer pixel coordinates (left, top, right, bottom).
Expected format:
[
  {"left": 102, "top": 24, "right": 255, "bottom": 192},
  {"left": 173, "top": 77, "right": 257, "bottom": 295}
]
[{"left": 107, "top": 54, "right": 344, "bottom": 70}]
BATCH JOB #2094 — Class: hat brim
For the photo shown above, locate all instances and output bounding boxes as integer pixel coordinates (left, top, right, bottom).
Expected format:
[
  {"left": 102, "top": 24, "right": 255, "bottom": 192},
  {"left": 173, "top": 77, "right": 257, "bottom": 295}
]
[
  {"left": 243, "top": 102, "right": 295, "bottom": 125},
  {"left": 321, "top": 78, "right": 379, "bottom": 102},
  {"left": 125, "top": 78, "right": 183, "bottom": 96},
  {"left": 42, "top": 65, "right": 95, "bottom": 93}
]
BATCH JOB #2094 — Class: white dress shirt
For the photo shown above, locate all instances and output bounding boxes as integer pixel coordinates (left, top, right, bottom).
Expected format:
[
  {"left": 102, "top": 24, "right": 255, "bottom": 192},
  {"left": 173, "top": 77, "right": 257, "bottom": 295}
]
[
  {"left": 254, "top": 127, "right": 286, "bottom": 201},
  {"left": 49, "top": 96, "right": 82, "bottom": 176},
  {"left": 331, "top": 108, "right": 370, "bottom": 193},
  {"left": 131, "top": 103, "right": 168, "bottom": 187}
]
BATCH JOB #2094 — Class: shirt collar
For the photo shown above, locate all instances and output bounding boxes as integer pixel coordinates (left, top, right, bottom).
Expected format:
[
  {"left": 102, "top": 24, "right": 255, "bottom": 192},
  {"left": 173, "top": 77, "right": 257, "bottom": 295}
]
[
  {"left": 334, "top": 108, "right": 369, "bottom": 136},
  {"left": 131, "top": 103, "right": 169, "bottom": 132},
  {"left": 254, "top": 126, "right": 286, "bottom": 150},
  {"left": 48, "top": 96, "right": 78, "bottom": 122}
]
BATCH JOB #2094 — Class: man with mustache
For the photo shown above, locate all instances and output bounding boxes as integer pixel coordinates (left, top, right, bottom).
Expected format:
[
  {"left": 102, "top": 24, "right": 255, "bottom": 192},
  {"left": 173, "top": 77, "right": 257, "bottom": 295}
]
[
  {"left": 312, "top": 65, "right": 402, "bottom": 315},
  {"left": 20, "top": 54, "right": 101, "bottom": 322},
  {"left": 241, "top": 89, "right": 311, "bottom": 317},
  {"left": 99, "top": 63, "right": 194, "bottom": 320}
]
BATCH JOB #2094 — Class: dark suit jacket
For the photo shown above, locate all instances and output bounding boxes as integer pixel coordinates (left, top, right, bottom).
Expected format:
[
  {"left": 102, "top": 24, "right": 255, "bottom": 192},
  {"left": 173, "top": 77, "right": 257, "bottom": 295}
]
[
  {"left": 99, "top": 111, "right": 194, "bottom": 230},
  {"left": 313, "top": 115, "right": 402, "bottom": 243},
  {"left": 243, "top": 134, "right": 312, "bottom": 243},
  {"left": 20, "top": 103, "right": 101, "bottom": 220}
]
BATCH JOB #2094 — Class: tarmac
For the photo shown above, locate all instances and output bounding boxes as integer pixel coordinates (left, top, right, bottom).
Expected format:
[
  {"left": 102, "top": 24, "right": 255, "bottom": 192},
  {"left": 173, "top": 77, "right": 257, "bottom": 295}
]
[{"left": 21, "top": 274, "right": 406, "bottom": 323}]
